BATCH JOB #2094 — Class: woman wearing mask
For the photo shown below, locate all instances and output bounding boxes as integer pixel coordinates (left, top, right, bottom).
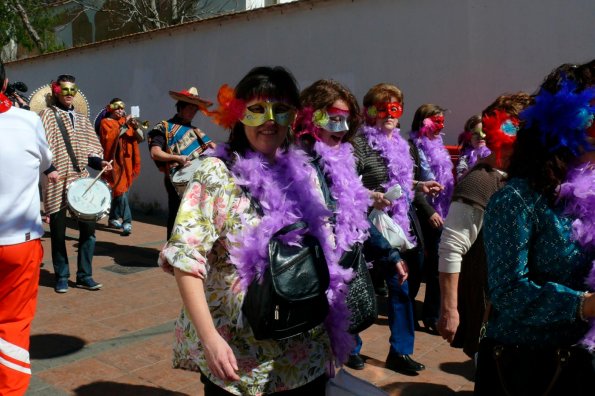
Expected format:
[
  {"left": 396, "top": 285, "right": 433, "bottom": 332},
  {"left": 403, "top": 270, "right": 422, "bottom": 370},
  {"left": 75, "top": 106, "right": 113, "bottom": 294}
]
[{"left": 160, "top": 67, "right": 342, "bottom": 395}]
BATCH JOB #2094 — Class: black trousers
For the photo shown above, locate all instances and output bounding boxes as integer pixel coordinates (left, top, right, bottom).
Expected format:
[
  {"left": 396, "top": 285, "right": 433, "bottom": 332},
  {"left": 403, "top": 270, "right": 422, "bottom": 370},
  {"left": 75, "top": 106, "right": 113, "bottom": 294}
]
[{"left": 164, "top": 175, "right": 181, "bottom": 240}]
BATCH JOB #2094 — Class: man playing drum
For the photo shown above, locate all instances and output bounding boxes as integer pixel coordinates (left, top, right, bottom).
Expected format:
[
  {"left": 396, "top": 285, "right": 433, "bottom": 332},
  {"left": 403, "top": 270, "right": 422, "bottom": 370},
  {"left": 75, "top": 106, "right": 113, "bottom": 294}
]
[
  {"left": 147, "top": 87, "right": 215, "bottom": 239},
  {"left": 38, "top": 74, "right": 112, "bottom": 293}
]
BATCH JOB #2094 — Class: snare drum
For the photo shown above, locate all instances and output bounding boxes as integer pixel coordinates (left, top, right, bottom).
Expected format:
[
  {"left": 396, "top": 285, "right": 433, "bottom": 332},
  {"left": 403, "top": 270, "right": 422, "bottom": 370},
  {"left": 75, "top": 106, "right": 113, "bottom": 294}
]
[
  {"left": 170, "top": 159, "right": 201, "bottom": 196},
  {"left": 66, "top": 177, "right": 112, "bottom": 222}
]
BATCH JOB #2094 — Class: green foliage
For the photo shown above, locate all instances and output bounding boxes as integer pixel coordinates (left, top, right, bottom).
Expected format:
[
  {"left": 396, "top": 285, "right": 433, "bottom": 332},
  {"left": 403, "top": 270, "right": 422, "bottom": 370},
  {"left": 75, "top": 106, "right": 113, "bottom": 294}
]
[{"left": 0, "top": 0, "right": 60, "bottom": 54}]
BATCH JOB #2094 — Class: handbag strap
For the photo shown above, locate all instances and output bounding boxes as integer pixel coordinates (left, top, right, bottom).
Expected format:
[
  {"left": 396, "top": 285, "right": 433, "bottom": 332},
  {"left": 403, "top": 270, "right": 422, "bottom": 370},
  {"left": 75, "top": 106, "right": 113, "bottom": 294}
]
[
  {"left": 493, "top": 345, "right": 570, "bottom": 396},
  {"left": 273, "top": 221, "right": 308, "bottom": 237},
  {"left": 53, "top": 109, "right": 82, "bottom": 172}
]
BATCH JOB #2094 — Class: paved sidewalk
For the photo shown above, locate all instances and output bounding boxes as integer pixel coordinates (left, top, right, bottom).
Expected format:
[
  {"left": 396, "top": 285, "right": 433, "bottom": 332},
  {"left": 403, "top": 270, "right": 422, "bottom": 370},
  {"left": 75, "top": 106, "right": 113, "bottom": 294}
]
[{"left": 27, "top": 213, "right": 474, "bottom": 395}]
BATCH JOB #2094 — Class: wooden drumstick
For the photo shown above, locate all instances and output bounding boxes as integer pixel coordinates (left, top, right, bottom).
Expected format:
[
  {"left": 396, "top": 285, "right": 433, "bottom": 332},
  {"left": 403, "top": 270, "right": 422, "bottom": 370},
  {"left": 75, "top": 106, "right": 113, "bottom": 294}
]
[{"left": 82, "top": 160, "right": 113, "bottom": 197}]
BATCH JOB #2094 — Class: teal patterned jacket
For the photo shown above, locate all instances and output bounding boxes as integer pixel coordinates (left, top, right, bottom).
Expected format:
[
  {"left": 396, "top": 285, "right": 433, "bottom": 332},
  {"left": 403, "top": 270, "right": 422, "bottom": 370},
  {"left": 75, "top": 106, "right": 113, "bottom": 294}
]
[{"left": 483, "top": 178, "right": 592, "bottom": 346}]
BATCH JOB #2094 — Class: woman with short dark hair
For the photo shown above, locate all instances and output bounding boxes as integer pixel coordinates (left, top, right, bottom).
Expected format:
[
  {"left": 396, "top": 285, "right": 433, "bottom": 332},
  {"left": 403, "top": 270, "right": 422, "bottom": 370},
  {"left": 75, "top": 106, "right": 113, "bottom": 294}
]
[{"left": 160, "top": 67, "right": 343, "bottom": 395}]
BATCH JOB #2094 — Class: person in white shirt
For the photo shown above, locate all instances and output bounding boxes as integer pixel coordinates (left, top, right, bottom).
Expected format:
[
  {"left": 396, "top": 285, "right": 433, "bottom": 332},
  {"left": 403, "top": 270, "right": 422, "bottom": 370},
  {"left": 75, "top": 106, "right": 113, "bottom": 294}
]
[{"left": 0, "top": 60, "right": 52, "bottom": 395}]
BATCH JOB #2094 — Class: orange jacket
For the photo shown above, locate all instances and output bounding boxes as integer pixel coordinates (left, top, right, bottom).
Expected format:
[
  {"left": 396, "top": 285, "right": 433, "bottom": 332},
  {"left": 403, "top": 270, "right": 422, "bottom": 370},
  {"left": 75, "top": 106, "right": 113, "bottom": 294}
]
[{"left": 99, "top": 117, "right": 141, "bottom": 197}]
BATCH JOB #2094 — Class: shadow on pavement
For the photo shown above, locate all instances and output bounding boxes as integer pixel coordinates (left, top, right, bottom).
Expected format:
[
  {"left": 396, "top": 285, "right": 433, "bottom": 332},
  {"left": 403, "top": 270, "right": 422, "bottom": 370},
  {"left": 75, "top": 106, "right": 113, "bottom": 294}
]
[
  {"left": 30, "top": 334, "right": 86, "bottom": 359},
  {"left": 441, "top": 359, "right": 476, "bottom": 382},
  {"left": 94, "top": 240, "right": 159, "bottom": 268},
  {"left": 73, "top": 382, "right": 187, "bottom": 395},
  {"left": 383, "top": 381, "right": 461, "bottom": 395}
]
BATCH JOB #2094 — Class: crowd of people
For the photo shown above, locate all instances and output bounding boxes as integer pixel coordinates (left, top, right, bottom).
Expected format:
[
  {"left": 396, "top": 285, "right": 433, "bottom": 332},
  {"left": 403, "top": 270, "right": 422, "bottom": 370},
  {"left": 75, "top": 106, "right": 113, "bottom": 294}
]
[{"left": 1, "top": 57, "right": 594, "bottom": 395}]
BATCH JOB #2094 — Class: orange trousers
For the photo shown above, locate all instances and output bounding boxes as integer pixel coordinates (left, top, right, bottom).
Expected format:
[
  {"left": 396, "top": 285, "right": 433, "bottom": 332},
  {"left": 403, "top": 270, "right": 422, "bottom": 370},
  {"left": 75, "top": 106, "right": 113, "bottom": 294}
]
[{"left": 0, "top": 240, "right": 42, "bottom": 396}]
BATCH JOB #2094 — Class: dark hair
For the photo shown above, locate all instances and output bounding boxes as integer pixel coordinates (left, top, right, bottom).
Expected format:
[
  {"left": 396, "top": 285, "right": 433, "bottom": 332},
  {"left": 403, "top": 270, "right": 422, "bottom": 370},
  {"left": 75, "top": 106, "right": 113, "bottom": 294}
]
[
  {"left": 110, "top": 97, "right": 123, "bottom": 104},
  {"left": 56, "top": 74, "right": 75, "bottom": 84},
  {"left": 507, "top": 61, "right": 594, "bottom": 205},
  {"left": 0, "top": 60, "right": 5, "bottom": 91},
  {"left": 228, "top": 66, "right": 300, "bottom": 154},
  {"left": 298, "top": 79, "right": 361, "bottom": 143},
  {"left": 458, "top": 115, "right": 482, "bottom": 149},
  {"left": 411, "top": 103, "right": 447, "bottom": 132}
]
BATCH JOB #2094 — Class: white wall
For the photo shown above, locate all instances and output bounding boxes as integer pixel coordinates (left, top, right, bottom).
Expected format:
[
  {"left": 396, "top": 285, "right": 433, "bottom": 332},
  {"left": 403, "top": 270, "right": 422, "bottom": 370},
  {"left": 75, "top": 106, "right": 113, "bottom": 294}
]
[{"left": 6, "top": 0, "right": 595, "bottom": 211}]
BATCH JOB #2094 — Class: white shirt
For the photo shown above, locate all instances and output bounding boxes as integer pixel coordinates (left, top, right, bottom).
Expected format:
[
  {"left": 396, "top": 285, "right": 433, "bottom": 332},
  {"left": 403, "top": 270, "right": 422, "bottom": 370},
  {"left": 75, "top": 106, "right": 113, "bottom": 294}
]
[
  {"left": 0, "top": 106, "right": 52, "bottom": 245},
  {"left": 437, "top": 201, "right": 484, "bottom": 273}
]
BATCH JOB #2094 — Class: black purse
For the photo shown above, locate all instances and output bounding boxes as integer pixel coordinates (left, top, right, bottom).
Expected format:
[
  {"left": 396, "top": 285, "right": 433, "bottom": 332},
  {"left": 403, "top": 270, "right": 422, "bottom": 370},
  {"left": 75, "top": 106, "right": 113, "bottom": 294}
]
[
  {"left": 339, "top": 243, "right": 378, "bottom": 334},
  {"left": 241, "top": 221, "right": 330, "bottom": 340}
]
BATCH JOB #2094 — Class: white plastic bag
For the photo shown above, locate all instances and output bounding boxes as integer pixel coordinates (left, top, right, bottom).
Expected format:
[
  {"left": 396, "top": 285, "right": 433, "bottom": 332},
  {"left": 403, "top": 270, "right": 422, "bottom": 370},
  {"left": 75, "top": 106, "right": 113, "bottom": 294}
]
[
  {"left": 326, "top": 369, "right": 388, "bottom": 396},
  {"left": 369, "top": 208, "right": 415, "bottom": 251}
]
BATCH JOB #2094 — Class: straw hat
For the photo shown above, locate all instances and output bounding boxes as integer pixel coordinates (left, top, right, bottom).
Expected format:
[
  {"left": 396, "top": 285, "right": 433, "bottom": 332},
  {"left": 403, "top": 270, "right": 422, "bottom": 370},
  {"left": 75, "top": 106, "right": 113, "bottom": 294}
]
[
  {"left": 28, "top": 84, "right": 90, "bottom": 117},
  {"left": 169, "top": 87, "right": 212, "bottom": 110}
]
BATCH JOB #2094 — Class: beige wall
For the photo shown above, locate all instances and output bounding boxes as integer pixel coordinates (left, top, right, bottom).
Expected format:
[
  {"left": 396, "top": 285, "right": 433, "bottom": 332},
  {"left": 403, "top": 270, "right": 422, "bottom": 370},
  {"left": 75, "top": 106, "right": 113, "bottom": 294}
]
[{"left": 7, "top": 0, "right": 595, "bottom": 211}]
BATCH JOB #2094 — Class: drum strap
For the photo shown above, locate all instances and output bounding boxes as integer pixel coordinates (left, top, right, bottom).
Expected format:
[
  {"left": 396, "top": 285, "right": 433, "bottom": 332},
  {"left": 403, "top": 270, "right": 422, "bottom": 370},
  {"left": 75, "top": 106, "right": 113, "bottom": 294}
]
[{"left": 53, "top": 109, "right": 82, "bottom": 173}]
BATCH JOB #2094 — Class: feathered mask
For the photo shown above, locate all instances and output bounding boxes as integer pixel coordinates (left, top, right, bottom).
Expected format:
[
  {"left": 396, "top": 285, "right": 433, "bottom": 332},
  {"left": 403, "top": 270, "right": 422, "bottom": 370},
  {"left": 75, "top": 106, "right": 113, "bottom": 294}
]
[
  {"left": 418, "top": 114, "right": 445, "bottom": 138},
  {"left": 295, "top": 107, "right": 322, "bottom": 141},
  {"left": 520, "top": 78, "right": 595, "bottom": 155},
  {"left": 207, "top": 84, "right": 246, "bottom": 129}
]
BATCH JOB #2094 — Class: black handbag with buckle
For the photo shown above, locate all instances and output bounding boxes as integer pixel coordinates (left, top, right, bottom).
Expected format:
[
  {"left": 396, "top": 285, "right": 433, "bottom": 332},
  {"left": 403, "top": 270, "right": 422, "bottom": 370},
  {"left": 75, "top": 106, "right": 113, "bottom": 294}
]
[{"left": 241, "top": 220, "right": 330, "bottom": 340}]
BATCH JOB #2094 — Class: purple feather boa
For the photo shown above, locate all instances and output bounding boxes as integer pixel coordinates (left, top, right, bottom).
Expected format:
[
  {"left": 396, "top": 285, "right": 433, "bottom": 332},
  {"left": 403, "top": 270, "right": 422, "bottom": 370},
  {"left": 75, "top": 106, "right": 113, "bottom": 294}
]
[
  {"left": 313, "top": 141, "right": 371, "bottom": 254},
  {"left": 410, "top": 133, "right": 454, "bottom": 218},
  {"left": 213, "top": 144, "right": 355, "bottom": 364},
  {"left": 462, "top": 145, "right": 492, "bottom": 170},
  {"left": 361, "top": 126, "right": 415, "bottom": 243},
  {"left": 558, "top": 164, "right": 595, "bottom": 350}
]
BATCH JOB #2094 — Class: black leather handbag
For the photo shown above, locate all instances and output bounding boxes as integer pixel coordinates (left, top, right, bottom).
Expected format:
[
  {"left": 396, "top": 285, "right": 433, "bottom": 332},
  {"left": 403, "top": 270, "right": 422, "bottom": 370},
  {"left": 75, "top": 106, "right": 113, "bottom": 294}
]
[
  {"left": 242, "top": 221, "right": 330, "bottom": 340},
  {"left": 339, "top": 243, "right": 378, "bottom": 334}
]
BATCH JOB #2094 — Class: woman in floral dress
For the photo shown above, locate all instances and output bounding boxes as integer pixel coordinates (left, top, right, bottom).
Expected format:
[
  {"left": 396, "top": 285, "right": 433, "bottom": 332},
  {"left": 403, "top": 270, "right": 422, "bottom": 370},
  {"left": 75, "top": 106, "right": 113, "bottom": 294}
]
[{"left": 159, "top": 67, "right": 340, "bottom": 395}]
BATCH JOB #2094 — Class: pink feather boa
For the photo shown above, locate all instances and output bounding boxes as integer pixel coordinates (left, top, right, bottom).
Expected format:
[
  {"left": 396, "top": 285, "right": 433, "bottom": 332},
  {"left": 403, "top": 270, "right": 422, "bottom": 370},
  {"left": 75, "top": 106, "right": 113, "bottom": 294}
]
[
  {"left": 213, "top": 144, "right": 355, "bottom": 364},
  {"left": 558, "top": 164, "right": 595, "bottom": 350},
  {"left": 361, "top": 125, "right": 416, "bottom": 244}
]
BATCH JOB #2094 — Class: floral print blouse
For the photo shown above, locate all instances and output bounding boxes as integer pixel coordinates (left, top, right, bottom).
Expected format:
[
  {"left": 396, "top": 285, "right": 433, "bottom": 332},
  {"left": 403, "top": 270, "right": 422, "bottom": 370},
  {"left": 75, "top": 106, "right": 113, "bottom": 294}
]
[
  {"left": 159, "top": 156, "right": 332, "bottom": 396},
  {"left": 483, "top": 178, "right": 592, "bottom": 346}
]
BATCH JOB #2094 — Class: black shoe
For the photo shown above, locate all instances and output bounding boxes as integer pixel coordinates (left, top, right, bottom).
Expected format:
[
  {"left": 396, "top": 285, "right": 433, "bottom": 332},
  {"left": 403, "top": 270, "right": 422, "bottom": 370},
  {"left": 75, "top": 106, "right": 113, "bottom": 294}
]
[
  {"left": 346, "top": 354, "right": 365, "bottom": 370},
  {"left": 423, "top": 319, "right": 439, "bottom": 335},
  {"left": 386, "top": 353, "right": 425, "bottom": 374}
]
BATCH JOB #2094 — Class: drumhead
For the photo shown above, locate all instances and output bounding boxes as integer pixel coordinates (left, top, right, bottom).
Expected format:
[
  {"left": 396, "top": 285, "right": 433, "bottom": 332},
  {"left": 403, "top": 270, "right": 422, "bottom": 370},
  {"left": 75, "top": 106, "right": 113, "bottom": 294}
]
[
  {"left": 67, "top": 178, "right": 111, "bottom": 220},
  {"left": 171, "top": 159, "right": 201, "bottom": 184}
]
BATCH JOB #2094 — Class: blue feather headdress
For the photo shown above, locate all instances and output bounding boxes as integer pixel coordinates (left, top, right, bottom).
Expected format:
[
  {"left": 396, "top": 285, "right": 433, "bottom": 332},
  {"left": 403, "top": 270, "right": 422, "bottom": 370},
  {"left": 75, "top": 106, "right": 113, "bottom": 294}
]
[{"left": 520, "top": 78, "right": 595, "bottom": 155}]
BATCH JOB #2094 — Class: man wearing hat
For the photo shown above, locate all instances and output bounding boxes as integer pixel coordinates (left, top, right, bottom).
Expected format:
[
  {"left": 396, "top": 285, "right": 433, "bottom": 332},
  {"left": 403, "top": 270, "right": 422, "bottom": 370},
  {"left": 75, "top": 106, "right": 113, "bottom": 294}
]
[
  {"left": 147, "top": 87, "right": 215, "bottom": 239},
  {"left": 37, "top": 74, "right": 112, "bottom": 293}
]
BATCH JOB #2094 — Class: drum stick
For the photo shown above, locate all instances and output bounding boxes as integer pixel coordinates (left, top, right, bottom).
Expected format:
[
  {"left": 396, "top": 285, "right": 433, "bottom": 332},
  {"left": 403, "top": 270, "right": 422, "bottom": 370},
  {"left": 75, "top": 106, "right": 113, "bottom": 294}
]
[{"left": 82, "top": 160, "right": 113, "bottom": 197}]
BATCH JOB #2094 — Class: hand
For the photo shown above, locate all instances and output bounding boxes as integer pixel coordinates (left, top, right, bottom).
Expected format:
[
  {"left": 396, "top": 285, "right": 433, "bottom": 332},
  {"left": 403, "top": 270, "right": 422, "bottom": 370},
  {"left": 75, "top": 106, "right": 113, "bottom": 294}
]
[
  {"left": 428, "top": 213, "right": 443, "bottom": 229},
  {"left": 47, "top": 170, "right": 60, "bottom": 183},
  {"left": 176, "top": 155, "right": 191, "bottom": 167},
  {"left": 371, "top": 191, "right": 391, "bottom": 210},
  {"left": 396, "top": 260, "right": 409, "bottom": 285},
  {"left": 583, "top": 292, "right": 595, "bottom": 319},
  {"left": 101, "top": 160, "right": 113, "bottom": 171},
  {"left": 418, "top": 180, "right": 444, "bottom": 196},
  {"left": 207, "top": 141, "right": 217, "bottom": 149},
  {"left": 438, "top": 309, "right": 460, "bottom": 343},
  {"left": 203, "top": 333, "right": 240, "bottom": 381}
]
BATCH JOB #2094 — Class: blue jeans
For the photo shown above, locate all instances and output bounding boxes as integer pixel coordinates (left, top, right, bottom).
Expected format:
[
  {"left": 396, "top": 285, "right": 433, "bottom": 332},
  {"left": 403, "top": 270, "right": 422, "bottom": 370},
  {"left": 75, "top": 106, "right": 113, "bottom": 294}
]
[
  {"left": 353, "top": 267, "right": 416, "bottom": 356},
  {"left": 109, "top": 192, "right": 132, "bottom": 225},
  {"left": 50, "top": 208, "right": 95, "bottom": 281}
]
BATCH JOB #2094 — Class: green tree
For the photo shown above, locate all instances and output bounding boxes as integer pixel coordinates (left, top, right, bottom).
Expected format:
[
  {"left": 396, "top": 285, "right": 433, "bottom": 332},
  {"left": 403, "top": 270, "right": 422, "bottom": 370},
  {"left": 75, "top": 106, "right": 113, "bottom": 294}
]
[{"left": 0, "top": 0, "right": 60, "bottom": 60}]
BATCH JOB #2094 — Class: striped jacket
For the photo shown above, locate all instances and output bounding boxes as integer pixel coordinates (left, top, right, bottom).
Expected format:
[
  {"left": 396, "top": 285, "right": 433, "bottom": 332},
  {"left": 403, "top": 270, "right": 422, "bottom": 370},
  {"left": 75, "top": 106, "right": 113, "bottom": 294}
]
[{"left": 39, "top": 105, "right": 103, "bottom": 215}]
